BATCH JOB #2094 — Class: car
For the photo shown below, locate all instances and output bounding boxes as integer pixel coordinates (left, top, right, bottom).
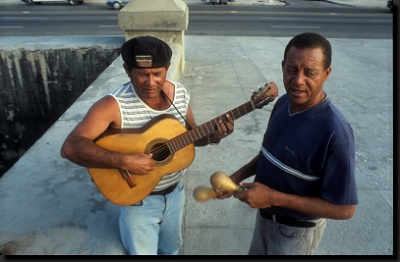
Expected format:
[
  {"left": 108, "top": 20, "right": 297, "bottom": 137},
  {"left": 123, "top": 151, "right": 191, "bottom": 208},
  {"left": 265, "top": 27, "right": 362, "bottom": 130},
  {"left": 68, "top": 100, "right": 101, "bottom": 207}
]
[
  {"left": 22, "top": 0, "right": 83, "bottom": 5},
  {"left": 386, "top": 0, "right": 393, "bottom": 12},
  {"left": 106, "top": 0, "right": 129, "bottom": 10}
]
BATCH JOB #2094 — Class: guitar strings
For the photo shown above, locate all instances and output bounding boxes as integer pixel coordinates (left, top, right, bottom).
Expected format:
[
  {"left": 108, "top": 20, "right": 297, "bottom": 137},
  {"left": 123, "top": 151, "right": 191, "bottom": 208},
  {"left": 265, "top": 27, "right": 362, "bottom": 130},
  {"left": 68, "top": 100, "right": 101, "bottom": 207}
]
[
  {"left": 147, "top": 104, "right": 256, "bottom": 160},
  {"left": 148, "top": 87, "right": 274, "bottom": 160}
]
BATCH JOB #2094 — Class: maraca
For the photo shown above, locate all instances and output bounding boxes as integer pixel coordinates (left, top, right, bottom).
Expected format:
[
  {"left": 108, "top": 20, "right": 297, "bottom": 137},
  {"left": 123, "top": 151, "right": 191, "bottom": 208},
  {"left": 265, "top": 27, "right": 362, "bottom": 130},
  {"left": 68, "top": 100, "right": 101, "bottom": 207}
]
[
  {"left": 193, "top": 186, "right": 218, "bottom": 202},
  {"left": 193, "top": 172, "right": 244, "bottom": 202},
  {"left": 210, "top": 171, "right": 244, "bottom": 192}
]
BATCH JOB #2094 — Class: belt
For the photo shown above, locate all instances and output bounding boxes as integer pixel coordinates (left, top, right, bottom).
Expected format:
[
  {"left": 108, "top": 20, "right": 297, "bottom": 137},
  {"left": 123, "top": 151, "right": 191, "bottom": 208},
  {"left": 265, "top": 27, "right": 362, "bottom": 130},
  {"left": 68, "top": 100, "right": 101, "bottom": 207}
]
[
  {"left": 259, "top": 210, "right": 316, "bottom": 228},
  {"left": 149, "top": 183, "right": 178, "bottom": 195}
]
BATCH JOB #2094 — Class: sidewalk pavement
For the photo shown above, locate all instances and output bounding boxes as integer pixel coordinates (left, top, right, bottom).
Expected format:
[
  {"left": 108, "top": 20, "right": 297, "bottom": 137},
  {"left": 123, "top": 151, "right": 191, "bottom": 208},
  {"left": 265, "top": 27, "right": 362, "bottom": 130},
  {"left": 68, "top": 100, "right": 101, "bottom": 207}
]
[
  {"left": 321, "top": 0, "right": 389, "bottom": 8},
  {"left": 0, "top": 0, "right": 393, "bottom": 256}
]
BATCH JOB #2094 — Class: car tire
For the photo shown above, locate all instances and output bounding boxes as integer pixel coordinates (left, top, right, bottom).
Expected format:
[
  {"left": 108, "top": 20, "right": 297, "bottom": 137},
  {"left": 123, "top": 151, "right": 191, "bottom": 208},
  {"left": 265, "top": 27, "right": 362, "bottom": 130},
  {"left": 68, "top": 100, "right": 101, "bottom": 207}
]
[
  {"left": 113, "top": 2, "right": 122, "bottom": 9},
  {"left": 25, "top": 0, "right": 33, "bottom": 5},
  {"left": 69, "top": 0, "right": 77, "bottom": 5}
]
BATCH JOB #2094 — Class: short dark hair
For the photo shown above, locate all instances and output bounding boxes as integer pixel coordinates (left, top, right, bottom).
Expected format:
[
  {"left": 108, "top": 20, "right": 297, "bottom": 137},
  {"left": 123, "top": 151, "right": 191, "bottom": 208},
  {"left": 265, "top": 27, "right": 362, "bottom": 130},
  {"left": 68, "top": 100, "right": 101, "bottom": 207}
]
[{"left": 283, "top": 32, "right": 332, "bottom": 70}]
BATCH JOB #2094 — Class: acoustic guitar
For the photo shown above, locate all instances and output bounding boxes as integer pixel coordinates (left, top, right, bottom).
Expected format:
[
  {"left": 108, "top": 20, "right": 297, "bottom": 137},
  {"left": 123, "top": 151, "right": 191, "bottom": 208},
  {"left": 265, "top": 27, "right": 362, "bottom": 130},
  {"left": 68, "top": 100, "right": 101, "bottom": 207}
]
[{"left": 88, "top": 82, "right": 278, "bottom": 205}]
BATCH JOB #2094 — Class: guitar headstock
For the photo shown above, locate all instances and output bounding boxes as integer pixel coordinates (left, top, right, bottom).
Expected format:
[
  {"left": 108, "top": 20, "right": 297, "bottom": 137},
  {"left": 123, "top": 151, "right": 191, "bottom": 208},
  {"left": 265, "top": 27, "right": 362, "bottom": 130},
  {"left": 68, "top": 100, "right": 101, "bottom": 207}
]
[{"left": 251, "top": 82, "right": 279, "bottom": 109}]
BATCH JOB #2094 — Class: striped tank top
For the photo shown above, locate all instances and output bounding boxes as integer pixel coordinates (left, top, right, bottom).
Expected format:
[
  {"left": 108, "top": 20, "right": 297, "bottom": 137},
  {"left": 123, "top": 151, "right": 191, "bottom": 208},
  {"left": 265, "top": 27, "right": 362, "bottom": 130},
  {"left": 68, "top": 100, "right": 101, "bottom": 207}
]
[{"left": 109, "top": 81, "right": 190, "bottom": 192}]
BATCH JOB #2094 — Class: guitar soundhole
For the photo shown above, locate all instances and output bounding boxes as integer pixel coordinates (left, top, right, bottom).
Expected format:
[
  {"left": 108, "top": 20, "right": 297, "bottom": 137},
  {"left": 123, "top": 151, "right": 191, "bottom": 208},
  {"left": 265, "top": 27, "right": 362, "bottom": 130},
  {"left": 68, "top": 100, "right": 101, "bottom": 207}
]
[{"left": 145, "top": 138, "right": 174, "bottom": 167}]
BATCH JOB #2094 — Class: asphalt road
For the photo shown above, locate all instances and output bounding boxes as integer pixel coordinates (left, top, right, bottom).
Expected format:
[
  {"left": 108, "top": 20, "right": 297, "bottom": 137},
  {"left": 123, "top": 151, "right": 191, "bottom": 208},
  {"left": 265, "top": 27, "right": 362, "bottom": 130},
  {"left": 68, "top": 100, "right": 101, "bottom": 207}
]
[{"left": 0, "top": 0, "right": 393, "bottom": 38}]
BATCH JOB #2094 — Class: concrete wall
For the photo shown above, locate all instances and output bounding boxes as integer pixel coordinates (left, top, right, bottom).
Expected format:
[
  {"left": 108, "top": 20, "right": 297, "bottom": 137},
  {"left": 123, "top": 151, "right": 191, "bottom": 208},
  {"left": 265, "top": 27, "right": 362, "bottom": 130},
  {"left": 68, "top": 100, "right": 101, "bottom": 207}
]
[{"left": 0, "top": 36, "right": 124, "bottom": 178}]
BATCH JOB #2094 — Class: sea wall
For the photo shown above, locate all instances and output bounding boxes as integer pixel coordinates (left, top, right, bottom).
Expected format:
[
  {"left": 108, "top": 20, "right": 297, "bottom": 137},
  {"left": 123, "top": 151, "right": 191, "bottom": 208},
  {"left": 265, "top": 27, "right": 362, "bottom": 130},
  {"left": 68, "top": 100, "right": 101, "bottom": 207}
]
[{"left": 0, "top": 36, "right": 125, "bottom": 177}]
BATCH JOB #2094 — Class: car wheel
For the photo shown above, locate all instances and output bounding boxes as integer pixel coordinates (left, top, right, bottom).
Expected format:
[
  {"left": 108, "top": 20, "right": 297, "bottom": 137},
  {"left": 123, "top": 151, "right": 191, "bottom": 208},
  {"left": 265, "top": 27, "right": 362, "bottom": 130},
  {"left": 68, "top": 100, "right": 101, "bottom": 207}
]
[
  {"left": 25, "top": 0, "right": 33, "bottom": 5},
  {"left": 69, "top": 0, "right": 77, "bottom": 5},
  {"left": 113, "top": 2, "right": 122, "bottom": 9},
  {"left": 34, "top": 2, "right": 42, "bottom": 4}
]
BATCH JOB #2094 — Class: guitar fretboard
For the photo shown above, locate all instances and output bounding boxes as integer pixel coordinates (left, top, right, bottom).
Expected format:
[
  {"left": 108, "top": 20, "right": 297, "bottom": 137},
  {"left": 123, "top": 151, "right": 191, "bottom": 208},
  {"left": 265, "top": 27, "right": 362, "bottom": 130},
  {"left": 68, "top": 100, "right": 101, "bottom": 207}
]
[{"left": 167, "top": 100, "right": 256, "bottom": 153}]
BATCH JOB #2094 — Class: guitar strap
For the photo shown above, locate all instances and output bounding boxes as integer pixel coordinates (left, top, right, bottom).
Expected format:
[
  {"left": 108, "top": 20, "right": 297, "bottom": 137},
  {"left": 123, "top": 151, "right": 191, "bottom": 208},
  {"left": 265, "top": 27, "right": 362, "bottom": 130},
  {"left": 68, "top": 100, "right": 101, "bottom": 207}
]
[{"left": 161, "top": 89, "right": 193, "bottom": 130}]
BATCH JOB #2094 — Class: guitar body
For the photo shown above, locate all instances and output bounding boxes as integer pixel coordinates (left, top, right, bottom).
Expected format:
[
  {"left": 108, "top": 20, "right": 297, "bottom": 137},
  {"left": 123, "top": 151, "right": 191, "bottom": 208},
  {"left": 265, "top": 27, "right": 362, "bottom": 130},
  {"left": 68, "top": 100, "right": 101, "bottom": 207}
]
[{"left": 88, "top": 115, "right": 195, "bottom": 206}]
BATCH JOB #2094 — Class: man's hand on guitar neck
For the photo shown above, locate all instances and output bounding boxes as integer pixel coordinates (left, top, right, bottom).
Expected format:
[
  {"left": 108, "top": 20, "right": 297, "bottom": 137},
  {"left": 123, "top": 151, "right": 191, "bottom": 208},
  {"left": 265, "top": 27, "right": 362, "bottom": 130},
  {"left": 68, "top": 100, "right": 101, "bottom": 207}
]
[
  {"left": 214, "top": 114, "right": 234, "bottom": 141},
  {"left": 193, "top": 114, "right": 234, "bottom": 146}
]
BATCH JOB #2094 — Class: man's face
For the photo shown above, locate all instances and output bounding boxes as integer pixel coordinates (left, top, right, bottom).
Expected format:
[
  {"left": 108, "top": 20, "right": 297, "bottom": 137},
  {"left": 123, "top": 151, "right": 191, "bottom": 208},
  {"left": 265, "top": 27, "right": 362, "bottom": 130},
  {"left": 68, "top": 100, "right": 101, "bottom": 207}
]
[
  {"left": 281, "top": 47, "right": 332, "bottom": 112},
  {"left": 124, "top": 64, "right": 169, "bottom": 100}
]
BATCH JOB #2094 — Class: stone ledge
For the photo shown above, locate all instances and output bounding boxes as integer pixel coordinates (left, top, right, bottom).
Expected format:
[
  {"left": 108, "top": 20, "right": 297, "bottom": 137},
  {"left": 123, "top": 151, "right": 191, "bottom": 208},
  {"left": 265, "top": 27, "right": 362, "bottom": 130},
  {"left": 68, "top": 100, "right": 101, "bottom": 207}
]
[
  {"left": 168, "top": 43, "right": 184, "bottom": 81},
  {"left": 0, "top": 35, "right": 125, "bottom": 51},
  {"left": 0, "top": 35, "right": 184, "bottom": 82}
]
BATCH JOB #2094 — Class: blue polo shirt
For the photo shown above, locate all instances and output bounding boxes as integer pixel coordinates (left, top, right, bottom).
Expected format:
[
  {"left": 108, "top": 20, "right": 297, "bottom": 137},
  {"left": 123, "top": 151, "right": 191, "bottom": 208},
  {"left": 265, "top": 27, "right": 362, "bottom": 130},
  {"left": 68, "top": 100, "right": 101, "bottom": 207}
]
[{"left": 256, "top": 94, "right": 358, "bottom": 220}]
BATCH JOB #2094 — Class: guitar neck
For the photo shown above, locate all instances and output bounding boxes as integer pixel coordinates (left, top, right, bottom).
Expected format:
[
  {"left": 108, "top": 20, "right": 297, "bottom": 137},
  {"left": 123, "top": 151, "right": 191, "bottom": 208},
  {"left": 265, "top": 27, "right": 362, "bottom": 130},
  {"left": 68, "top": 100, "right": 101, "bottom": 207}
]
[{"left": 167, "top": 100, "right": 256, "bottom": 153}]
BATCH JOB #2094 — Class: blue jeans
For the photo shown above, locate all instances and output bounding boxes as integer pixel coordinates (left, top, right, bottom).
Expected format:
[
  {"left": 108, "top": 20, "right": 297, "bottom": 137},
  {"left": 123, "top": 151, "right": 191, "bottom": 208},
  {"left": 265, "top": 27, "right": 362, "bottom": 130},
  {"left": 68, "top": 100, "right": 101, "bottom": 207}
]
[
  {"left": 249, "top": 210, "right": 326, "bottom": 255},
  {"left": 119, "top": 180, "right": 185, "bottom": 255}
]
